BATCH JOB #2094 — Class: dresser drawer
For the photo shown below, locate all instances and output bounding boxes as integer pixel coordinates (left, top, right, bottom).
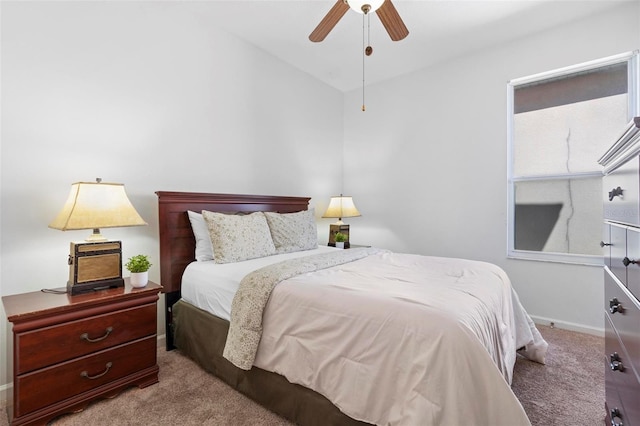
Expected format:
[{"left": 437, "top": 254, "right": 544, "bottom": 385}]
[
  {"left": 605, "top": 313, "right": 640, "bottom": 426},
  {"left": 610, "top": 224, "right": 627, "bottom": 285},
  {"left": 603, "top": 223, "right": 612, "bottom": 268},
  {"left": 15, "top": 303, "right": 157, "bottom": 375},
  {"left": 605, "top": 349, "right": 627, "bottom": 426},
  {"left": 627, "top": 227, "right": 640, "bottom": 299},
  {"left": 605, "top": 381, "right": 625, "bottom": 426},
  {"left": 604, "top": 156, "right": 640, "bottom": 226},
  {"left": 605, "top": 270, "right": 640, "bottom": 377},
  {"left": 14, "top": 335, "right": 156, "bottom": 417}
]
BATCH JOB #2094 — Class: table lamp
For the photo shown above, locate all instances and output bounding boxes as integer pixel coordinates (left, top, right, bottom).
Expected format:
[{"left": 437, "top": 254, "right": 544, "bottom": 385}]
[
  {"left": 49, "top": 178, "right": 147, "bottom": 294},
  {"left": 322, "top": 194, "right": 361, "bottom": 248}
]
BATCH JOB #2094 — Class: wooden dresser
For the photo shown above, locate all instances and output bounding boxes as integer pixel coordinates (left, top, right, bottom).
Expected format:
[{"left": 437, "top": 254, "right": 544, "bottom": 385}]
[
  {"left": 599, "top": 117, "right": 640, "bottom": 426},
  {"left": 2, "top": 280, "right": 162, "bottom": 426}
]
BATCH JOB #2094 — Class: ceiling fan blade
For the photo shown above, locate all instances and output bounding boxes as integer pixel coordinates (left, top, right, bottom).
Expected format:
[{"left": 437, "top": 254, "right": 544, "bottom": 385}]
[
  {"left": 309, "top": 0, "right": 349, "bottom": 42},
  {"left": 376, "top": 0, "right": 409, "bottom": 41}
]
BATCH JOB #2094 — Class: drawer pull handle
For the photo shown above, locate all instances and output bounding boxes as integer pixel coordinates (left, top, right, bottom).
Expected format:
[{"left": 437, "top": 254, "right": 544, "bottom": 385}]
[
  {"left": 609, "top": 298, "right": 623, "bottom": 314},
  {"left": 600, "top": 241, "right": 612, "bottom": 247},
  {"left": 80, "top": 362, "right": 113, "bottom": 380},
  {"left": 622, "top": 257, "right": 637, "bottom": 267},
  {"left": 610, "top": 353, "right": 624, "bottom": 371},
  {"left": 610, "top": 408, "right": 623, "bottom": 426},
  {"left": 80, "top": 326, "right": 113, "bottom": 343},
  {"left": 609, "top": 186, "right": 623, "bottom": 201}
]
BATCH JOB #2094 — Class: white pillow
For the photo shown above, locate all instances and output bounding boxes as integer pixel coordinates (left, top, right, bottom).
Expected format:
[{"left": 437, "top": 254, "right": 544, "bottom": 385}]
[
  {"left": 202, "top": 210, "right": 276, "bottom": 264},
  {"left": 187, "top": 211, "right": 214, "bottom": 261},
  {"left": 264, "top": 209, "right": 318, "bottom": 254}
]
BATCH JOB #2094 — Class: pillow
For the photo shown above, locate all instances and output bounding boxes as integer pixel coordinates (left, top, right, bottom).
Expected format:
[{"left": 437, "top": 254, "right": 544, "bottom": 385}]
[
  {"left": 187, "top": 211, "right": 214, "bottom": 261},
  {"left": 202, "top": 210, "right": 276, "bottom": 264},
  {"left": 264, "top": 209, "right": 318, "bottom": 254}
]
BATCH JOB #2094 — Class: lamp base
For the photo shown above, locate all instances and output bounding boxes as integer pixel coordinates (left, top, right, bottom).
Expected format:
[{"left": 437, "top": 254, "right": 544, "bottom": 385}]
[
  {"left": 85, "top": 228, "right": 108, "bottom": 242},
  {"left": 67, "top": 277, "right": 124, "bottom": 295},
  {"left": 328, "top": 224, "right": 350, "bottom": 248},
  {"left": 67, "top": 241, "right": 124, "bottom": 294}
]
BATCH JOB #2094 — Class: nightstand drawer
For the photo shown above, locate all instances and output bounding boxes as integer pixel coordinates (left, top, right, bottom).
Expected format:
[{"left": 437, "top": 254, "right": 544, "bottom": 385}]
[
  {"left": 14, "top": 335, "right": 156, "bottom": 417},
  {"left": 15, "top": 303, "right": 157, "bottom": 374}
]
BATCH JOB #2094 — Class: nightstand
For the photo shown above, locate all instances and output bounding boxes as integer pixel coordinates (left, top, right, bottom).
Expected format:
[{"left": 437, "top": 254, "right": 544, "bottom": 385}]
[{"left": 2, "top": 279, "right": 162, "bottom": 426}]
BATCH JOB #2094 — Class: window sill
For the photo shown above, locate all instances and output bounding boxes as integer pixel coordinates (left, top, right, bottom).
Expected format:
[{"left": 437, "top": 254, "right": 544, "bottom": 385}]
[{"left": 507, "top": 250, "right": 603, "bottom": 266}]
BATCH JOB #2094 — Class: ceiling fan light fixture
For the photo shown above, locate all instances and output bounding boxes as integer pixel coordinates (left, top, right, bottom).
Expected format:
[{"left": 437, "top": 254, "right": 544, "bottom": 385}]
[{"left": 347, "top": 0, "right": 385, "bottom": 14}]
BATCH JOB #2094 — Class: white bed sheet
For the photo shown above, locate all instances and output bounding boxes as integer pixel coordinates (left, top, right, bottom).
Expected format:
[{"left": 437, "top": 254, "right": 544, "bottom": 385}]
[{"left": 181, "top": 245, "right": 336, "bottom": 321}]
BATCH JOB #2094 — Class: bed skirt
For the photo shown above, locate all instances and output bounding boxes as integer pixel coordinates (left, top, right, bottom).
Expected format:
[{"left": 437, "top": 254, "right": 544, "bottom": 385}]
[{"left": 172, "top": 299, "right": 370, "bottom": 426}]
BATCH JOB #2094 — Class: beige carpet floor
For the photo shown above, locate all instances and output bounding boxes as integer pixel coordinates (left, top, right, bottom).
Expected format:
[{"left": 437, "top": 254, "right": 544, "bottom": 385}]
[
  {"left": 0, "top": 324, "right": 604, "bottom": 426},
  {"left": 512, "top": 325, "right": 604, "bottom": 426}
]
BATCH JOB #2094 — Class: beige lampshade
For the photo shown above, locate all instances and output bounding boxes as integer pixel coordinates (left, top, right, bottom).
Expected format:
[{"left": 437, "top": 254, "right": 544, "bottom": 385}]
[
  {"left": 49, "top": 180, "right": 147, "bottom": 241},
  {"left": 322, "top": 195, "right": 361, "bottom": 222}
]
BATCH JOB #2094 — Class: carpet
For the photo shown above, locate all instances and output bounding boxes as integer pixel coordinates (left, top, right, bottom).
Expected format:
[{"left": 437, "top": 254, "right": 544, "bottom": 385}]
[
  {"left": 512, "top": 325, "right": 604, "bottom": 426},
  {"left": 0, "top": 324, "right": 604, "bottom": 425}
]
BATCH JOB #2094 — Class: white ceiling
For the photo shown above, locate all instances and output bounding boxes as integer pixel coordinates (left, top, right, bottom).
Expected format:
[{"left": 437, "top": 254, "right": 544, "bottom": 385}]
[{"left": 192, "top": 1, "right": 629, "bottom": 92}]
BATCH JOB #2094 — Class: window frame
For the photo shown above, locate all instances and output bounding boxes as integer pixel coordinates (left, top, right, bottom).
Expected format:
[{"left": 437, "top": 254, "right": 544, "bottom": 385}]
[{"left": 507, "top": 51, "right": 639, "bottom": 265}]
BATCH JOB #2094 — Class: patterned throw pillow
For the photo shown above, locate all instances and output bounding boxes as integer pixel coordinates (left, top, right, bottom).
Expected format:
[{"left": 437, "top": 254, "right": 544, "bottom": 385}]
[
  {"left": 202, "top": 211, "right": 276, "bottom": 264},
  {"left": 263, "top": 209, "right": 318, "bottom": 254}
]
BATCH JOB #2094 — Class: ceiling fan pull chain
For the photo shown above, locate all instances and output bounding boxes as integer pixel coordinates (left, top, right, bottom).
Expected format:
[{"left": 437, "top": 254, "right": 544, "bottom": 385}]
[
  {"left": 361, "top": 13, "right": 374, "bottom": 111},
  {"left": 362, "top": 12, "right": 366, "bottom": 112},
  {"left": 366, "top": 14, "right": 373, "bottom": 57},
  {"left": 367, "top": 12, "right": 372, "bottom": 50}
]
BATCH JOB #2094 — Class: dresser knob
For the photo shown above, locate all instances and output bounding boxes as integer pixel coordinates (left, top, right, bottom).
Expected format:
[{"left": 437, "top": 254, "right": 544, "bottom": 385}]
[
  {"left": 609, "top": 298, "right": 623, "bottom": 314},
  {"left": 610, "top": 353, "right": 624, "bottom": 371},
  {"left": 622, "top": 257, "right": 637, "bottom": 267},
  {"left": 600, "top": 241, "right": 612, "bottom": 247},
  {"left": 80, "top": 362, "right": 113, "bottom": 380},
  {"left": 609, "top": 186, "right": 624, "bottom": 201},
  {"left": 610, "top": 407, "right": 623, "bottom": 426}
]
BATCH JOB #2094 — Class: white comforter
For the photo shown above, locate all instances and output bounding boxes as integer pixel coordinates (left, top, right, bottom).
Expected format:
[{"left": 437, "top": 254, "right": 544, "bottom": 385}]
[{"left": 183, "top": 249, "right": 547, "bottom": 426}]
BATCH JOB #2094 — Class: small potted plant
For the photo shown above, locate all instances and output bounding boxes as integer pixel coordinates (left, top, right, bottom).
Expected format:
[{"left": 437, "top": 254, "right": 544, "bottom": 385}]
[
  {"left": 125, "top": 254, "right": 152, "bottom": 288},
  {"left": 334, "top": 232, "right": 347, "bottom": 249}
]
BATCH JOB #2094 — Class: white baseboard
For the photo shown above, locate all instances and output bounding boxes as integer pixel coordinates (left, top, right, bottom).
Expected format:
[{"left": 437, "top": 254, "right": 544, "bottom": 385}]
[
  {"left": 0, "top": 382, "right": 11, "bottom": 403},
  {"left": 530, "top": 314, "right": 604, "bottom": 337},
  {"left": 157, "top": 333, "right": 166, "bottom": 348}
]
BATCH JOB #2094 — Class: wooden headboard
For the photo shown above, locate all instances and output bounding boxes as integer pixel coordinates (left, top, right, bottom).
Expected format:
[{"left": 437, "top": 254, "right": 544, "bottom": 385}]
[
  {"left": 156, "top": 191, "right": 311, "bottom": 350},
  {"left": 156, "top": 191, "right": 311, "bottom": 294}
]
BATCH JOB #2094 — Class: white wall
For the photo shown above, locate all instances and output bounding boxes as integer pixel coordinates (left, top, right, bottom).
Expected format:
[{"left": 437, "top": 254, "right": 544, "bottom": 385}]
[
  {"left": 0, "top": 2, "right": 343, "bottom": 391},
  {"left": 343, "top": 2, "right": 640, "bottom": 333}
]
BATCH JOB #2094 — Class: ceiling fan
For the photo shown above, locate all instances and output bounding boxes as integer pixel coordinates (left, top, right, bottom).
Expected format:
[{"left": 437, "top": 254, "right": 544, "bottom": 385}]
[{"left": 309, "top": 0, "right": 409, "bottom": 43}]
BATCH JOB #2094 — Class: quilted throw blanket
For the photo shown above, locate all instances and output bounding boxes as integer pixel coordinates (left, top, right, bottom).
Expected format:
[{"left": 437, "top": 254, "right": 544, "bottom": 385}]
[{"left": 223, "top": 247, "right": 384, "bottom": 369}]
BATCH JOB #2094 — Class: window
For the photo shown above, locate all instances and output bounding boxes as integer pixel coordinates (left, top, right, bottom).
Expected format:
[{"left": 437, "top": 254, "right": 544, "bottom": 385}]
[{"left": 507, "top": 52, "right": 639, "bottom": 264}]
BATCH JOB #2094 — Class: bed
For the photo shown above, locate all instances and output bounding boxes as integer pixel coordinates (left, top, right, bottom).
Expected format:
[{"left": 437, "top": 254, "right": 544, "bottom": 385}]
[{"left": 156, "top": 191, "right": 547, "bottom": 426}]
